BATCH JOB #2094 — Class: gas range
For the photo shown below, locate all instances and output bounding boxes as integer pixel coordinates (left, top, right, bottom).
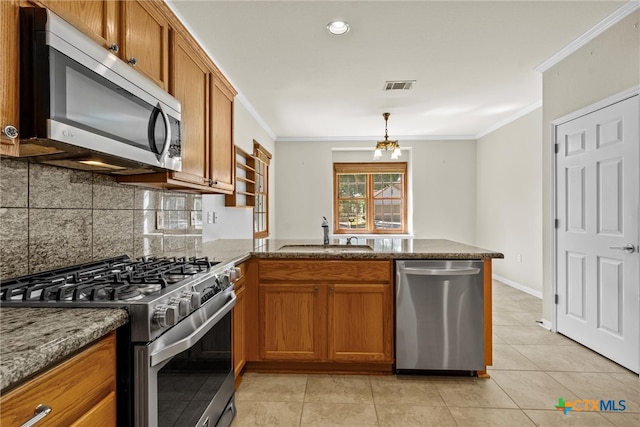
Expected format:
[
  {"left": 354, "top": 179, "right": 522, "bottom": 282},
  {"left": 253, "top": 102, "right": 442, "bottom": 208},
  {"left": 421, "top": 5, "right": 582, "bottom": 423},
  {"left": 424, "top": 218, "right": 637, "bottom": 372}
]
[{"left": 0, "top": 255, "right": 239, "bottom": 342}]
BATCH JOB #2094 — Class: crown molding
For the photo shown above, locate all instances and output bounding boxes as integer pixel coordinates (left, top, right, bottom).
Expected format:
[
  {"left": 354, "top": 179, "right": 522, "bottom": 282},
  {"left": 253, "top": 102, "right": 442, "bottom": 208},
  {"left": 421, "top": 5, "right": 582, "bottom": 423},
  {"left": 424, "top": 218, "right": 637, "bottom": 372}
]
[
  {"left": 534, "top": 0, "right": 640, "bottom": 73},
  {"left": 276, "top": 134, "right": 476, "bottom": 143},
  {"left": 164, "top": 0, "right": 277, "bottom": 141},
  {"left": 475, "top": 101, "right": 542, "bottom": 139}
]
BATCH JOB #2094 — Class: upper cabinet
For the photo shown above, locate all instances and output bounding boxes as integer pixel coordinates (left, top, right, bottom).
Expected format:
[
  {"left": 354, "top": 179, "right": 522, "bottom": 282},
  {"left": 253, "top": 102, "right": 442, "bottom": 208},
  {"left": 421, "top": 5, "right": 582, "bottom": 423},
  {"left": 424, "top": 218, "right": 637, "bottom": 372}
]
[
  {"left": 2, "top": 0, "right": 236, "bottom": 195},
  {"left": 169, "top": 31, "right": 210, "bottom": 188},
  {"left": 209, "top": 76, "right": 235, "bottom": 193},
  {"left": 120, "top": 0, "right": 169, "bottom": 90},
  {"left": 0, "top": 0, "right": 21, "bottom": 155},
  {"left": 41, "top": 0, "right": 169, "bottom": 90}
]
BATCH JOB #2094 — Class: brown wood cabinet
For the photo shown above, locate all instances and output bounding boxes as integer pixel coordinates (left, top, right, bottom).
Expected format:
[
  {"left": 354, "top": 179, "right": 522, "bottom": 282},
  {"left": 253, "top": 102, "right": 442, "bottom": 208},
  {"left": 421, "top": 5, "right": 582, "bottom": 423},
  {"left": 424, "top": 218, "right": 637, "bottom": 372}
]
[
  {"left": 38, "top": 0, "right": 119, "bottom": 52},
  {"left": 42, "top": 0, "right": 169, "bottom": 90},
  {"left": 0, "top": 333, "right": 117, "bottom": 427},
  {"left": 257, "top": 260, "right": 393, "bottom": 365},
  {"left": 0, "top": 0, "right": 21, "bottom": 156},
  {"left": 209, "top": 76, "right": 235, "bottom": 193},
  {"left": 260, "top": 283, "right": 325, "bottom": 360},
  {"left": 169, "top": 31, "right": 210, "bottom": 187},
  {"left": 233, "top": 262, "right": 247, "bottom": 383}
]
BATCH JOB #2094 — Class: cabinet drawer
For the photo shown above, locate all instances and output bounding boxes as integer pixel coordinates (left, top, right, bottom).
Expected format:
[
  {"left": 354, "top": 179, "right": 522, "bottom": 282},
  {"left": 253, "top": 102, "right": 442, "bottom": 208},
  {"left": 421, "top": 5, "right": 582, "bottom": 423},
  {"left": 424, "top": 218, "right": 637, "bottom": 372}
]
[
  {"left": 69, "top": 391, "right": 116, "bottom": 427},
  {"left": 259, "top": 260, "right": 391, "bottom": 282},
  {"left": 0, "top": 333, "right": 116, "bottom": 427}
]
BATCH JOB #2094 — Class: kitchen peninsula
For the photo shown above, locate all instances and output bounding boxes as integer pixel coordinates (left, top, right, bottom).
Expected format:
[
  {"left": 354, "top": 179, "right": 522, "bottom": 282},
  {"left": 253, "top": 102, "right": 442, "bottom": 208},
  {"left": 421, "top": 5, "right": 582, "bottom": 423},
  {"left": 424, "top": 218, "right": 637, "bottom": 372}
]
[
  {"left": 197, "top": 238, "right": 503, "bottom": 378},
  {"left": 1, "top": 238, "right": 502, "bottom": 399}
]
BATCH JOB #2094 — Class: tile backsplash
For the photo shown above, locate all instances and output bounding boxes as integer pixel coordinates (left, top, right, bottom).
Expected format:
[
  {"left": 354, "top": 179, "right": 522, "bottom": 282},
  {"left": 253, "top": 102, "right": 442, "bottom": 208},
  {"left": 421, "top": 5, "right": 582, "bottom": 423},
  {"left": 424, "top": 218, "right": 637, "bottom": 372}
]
[{"left": 0, "top": 158, "right": 202, "bottom": 279}]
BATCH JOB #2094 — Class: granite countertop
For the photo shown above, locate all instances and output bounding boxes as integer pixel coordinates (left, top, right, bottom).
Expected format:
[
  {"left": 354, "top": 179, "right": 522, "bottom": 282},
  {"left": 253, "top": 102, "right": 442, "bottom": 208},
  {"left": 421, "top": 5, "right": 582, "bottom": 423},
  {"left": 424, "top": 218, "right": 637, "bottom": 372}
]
[
  {"left": 0, "top": 308, "right": 128, "bottom": 392},
  {"left": 0, "top": 238, "right": 500, "bottom": 392},
  {"left": 187, "top": 238, "right": 503, "bottom": 264}
]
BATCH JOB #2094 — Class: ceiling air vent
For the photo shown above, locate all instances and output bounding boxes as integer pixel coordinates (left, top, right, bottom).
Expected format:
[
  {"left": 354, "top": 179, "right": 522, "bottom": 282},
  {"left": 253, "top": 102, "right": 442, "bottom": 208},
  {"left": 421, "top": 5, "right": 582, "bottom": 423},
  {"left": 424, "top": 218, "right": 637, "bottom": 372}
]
[{"left": 383, "top": 80, "right": 416, "bottom": 91}]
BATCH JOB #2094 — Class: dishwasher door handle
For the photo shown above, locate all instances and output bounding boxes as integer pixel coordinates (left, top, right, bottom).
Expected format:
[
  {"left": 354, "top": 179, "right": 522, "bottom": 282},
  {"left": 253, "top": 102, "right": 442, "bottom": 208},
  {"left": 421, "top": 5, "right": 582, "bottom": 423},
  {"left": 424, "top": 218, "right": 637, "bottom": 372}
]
[{"left": 399, "top": 267, "right": 481, "bottom": 276}]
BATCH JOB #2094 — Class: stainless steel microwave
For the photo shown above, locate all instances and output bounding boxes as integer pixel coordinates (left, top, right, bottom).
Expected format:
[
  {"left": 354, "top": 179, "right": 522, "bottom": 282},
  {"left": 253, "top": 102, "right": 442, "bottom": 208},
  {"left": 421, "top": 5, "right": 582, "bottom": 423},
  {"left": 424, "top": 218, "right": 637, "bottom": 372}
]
[{"left": 18, "top": 7, "right": 181, "bottom": 174}]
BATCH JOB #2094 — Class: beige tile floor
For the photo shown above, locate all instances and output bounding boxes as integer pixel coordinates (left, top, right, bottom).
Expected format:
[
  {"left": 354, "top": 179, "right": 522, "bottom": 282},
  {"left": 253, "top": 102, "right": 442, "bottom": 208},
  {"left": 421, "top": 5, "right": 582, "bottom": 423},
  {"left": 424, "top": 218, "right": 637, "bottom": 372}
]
[{"left": 231, "top": 280, "right": 640, "bottom": 426}]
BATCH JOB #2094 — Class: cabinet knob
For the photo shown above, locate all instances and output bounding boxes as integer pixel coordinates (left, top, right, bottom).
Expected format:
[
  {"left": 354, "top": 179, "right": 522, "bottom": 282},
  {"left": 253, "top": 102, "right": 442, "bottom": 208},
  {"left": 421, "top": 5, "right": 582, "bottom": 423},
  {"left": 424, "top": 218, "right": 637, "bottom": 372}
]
[
  {"left": 21, "top": 404, "right": 52, "bottom": 427},
  {"left": 2, "top": 125, "right": 18, "bottom": 140},
  {"left": 128, "top": 57, "right": 138, "bottom": 66},
  {"left": 109, "top": 43, "right": 119, "bottom": 53},
  {"left": 314, "top": 286, "right": 319, "bottom": 292}
]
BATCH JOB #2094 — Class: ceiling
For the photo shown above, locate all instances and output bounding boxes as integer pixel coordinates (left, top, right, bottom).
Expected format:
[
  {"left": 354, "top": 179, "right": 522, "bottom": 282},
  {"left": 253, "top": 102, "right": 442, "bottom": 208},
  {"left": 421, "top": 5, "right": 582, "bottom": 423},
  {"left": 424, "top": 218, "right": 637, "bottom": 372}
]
[{"left": 168, "top": 0, "right": 625, "bottom": 141}]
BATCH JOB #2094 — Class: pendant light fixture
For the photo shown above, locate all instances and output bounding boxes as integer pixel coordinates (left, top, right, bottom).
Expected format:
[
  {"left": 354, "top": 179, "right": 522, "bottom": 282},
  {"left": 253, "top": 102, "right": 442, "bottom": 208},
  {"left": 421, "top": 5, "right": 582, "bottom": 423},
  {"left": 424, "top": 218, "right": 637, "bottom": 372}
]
[{"left": 373, "top": 112, "right": 401, "bottom": 160}]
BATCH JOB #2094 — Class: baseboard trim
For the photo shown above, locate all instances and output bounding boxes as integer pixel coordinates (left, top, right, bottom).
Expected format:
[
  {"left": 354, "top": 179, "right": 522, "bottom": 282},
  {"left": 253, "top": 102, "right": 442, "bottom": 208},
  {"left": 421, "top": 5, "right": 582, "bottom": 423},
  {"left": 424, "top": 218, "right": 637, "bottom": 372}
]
[
  {"left": 492, "top": 274, "right": 543, "bottom": 299},
  {"left": 537, "top": 319, "right": 553, "bottom": 331}
]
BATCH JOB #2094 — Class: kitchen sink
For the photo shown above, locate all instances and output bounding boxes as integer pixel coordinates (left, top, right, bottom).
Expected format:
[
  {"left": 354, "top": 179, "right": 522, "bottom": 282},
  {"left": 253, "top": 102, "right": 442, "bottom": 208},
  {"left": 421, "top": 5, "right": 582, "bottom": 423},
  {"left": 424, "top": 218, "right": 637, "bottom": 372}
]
[{"left": 277, "top": 244, "right": 374, "bottom": 253}]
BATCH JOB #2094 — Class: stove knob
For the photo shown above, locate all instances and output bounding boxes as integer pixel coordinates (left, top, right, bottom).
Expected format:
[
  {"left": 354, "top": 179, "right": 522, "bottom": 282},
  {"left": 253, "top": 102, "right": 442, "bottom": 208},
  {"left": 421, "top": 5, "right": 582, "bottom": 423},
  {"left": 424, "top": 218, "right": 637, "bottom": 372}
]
[
  {"left": 170, "top": 297, "right": 189, "bottom": 316},
  {"left": 183, "top": 291, "right": 201, "bottom": 309},
  {"left": 153, "top": 304, "right": 178, "bottom": 327}
]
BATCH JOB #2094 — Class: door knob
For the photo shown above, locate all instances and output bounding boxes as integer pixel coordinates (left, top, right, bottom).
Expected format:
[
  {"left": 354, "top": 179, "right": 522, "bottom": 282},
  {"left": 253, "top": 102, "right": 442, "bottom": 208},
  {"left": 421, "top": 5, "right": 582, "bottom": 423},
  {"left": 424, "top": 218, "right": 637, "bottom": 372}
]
[{"left": 609, "top": 244, "right": 636, "bottom": 254}]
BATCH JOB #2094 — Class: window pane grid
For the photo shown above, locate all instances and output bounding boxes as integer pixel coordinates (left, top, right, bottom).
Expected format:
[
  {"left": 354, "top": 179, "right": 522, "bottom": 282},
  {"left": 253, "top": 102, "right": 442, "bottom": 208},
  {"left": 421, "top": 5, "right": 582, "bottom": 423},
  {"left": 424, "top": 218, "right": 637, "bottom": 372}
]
[{"left": 334, "top": 163, "right": 406, "bottom": 234}]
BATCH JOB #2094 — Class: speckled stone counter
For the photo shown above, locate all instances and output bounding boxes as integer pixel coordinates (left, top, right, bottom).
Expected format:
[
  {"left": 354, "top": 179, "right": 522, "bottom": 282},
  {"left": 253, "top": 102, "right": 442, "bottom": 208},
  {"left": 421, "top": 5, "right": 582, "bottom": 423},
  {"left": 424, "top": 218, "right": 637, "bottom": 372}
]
[
  {"left": 185, "top": 238, "right": 503, "bottom": 262},
  {"left": 0, "top": 308, "right": 128, "bottom": 392}
]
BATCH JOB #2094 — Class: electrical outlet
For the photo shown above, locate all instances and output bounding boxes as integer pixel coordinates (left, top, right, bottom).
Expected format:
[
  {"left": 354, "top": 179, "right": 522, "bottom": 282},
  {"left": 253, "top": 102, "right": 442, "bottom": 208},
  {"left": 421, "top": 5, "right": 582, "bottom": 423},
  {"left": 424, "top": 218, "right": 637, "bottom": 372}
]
[
  {"left": 207, "top": 211, "right": 213, "bottom": 224},
  {"left": 516, "top": 253, "right": 522, "bottom": 263}
]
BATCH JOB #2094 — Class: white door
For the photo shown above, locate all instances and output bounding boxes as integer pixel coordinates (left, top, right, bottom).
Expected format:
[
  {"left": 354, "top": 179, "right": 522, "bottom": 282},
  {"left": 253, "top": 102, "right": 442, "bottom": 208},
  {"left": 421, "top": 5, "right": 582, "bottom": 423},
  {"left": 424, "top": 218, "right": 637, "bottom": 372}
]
[{"left": 556, "top": 95, "right": 639, "bottom": 373}]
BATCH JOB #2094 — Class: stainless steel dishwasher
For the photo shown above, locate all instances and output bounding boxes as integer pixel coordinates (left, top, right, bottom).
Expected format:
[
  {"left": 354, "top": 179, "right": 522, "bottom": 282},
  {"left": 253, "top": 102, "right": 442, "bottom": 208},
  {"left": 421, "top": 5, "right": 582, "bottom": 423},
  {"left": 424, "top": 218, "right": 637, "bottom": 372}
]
[{"left": 395, "top": 260, "right": 484, "bottom": 373}]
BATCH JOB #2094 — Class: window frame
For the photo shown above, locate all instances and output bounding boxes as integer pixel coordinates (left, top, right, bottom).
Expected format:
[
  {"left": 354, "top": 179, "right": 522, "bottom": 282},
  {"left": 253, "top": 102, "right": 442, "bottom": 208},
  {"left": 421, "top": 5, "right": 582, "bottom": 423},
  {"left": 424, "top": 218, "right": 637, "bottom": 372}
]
[
  {"left": 253, "top": 140, "right": 271, "bottom": 239},
  {"left": 333, "top": 162, "right": 408, "bottom": 235}
]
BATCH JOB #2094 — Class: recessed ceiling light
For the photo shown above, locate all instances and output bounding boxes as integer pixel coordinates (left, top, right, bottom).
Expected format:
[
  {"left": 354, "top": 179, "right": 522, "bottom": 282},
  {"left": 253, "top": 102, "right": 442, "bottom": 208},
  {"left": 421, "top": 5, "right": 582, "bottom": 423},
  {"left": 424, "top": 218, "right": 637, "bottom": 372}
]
[{"left": 327, "top": 20, "right": 350, "bottom": 36}]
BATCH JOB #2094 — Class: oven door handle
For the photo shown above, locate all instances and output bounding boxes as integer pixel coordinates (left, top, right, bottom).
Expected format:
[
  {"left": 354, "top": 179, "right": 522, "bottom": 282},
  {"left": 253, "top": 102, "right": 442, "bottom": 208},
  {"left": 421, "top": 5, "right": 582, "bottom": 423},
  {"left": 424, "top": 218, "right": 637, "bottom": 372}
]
[{"left": 150, "top": 293, "right": 236, "bottom": 367}]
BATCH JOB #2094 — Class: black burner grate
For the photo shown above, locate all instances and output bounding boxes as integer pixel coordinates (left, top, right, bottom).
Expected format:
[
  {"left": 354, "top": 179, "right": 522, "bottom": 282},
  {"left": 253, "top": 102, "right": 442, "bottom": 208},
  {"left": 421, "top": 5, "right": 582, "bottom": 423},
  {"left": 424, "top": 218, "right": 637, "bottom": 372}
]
[{"left": 0, "top": 255, "right": 219, "bottom": 302}]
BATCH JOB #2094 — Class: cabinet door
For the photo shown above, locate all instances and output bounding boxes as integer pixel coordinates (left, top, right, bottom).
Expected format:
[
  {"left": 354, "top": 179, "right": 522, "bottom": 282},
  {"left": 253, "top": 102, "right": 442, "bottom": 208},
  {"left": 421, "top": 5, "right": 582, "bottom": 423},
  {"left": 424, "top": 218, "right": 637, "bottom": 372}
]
[
  {"left": 328, "top": 283, "right": 393, "bottom": 362},
  {"left": 209, "top": 77, "right": 235, "bottom": 193},
  {"left": 233, "top": 283, "right": 246, "bottom": 377},
  {"left": 121, "top": 0, "right": 169, "bottom": 90},
  {"left": 170, "top": 33, "right": 209, "bottom": 187},
  {"left": 0, "top": 0, "right": 20, "bottom": 155},
  {"left": 0, "top": 333, "right": 116, "bottom": 427},
  {"left": 259, "top": 283, "right": 325, "bottom": 360},
  {"left": 40, "top": 0, "right": 118, "bottom": 51}
]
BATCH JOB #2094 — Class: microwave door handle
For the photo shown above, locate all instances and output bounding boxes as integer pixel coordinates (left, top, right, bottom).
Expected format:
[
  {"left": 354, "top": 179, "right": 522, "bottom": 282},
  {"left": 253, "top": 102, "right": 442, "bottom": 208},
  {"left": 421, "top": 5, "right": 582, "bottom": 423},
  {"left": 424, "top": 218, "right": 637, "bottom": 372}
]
[
  {"left": 149, "top": 103, "right": 172, "bottom": 161},
  {"left": 149, "top": 293, "right": 236, "bottom": 367},
  {"left": 157, "top": 104, "right": 172, "bottom": 161}
]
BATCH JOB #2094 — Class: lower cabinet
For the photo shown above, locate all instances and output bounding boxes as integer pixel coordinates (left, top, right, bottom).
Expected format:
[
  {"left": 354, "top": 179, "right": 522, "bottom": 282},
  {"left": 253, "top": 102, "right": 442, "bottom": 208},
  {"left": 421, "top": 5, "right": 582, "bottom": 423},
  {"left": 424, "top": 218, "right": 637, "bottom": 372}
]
[
  {"left": 0, "top": 332, "right": 117, "bottom": 427},
  {"left": 257, "top": 260, "right": 393, "bottom": 365},
  {"left": 232, "top": 262, "right": 247, "bottom": 384}
]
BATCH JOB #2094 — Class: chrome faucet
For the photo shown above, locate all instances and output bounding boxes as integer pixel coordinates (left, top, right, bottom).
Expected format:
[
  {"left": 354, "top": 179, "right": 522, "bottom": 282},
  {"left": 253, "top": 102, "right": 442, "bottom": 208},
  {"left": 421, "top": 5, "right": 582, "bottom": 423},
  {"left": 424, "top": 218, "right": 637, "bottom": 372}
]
[
  {"left": 322, "top": 217, "right": 330, "bottom": 245},
  {"left": 345, "top": 236, "right": 358, "bottom": 245}
]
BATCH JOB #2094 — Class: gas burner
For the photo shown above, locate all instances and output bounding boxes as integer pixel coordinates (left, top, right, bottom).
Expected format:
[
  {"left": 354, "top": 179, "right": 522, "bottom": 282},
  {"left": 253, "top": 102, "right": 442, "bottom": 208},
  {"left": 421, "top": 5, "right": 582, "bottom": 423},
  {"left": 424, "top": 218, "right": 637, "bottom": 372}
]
[
  {"left": 0, "top": 255, "right": 221, "bottom": 303},
  {"left": 110, "top": 285, "right": 143, "bottom": 301}
]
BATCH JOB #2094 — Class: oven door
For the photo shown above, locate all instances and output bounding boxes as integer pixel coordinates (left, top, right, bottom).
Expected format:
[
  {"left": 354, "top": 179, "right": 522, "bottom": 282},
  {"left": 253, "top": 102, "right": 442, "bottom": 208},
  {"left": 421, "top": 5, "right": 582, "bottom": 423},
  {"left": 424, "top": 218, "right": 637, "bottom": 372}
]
[{"left": 134, "top": 290, "right": 236, "bottom": 427}]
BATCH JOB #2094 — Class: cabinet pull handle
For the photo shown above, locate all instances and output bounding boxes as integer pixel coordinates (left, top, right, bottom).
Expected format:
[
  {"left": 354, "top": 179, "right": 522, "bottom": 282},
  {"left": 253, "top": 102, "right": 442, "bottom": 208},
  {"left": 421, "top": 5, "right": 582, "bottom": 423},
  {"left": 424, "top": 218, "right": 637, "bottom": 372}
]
[
  {"left": 21, "top": 404, "right": 52, "bottom": 427},
  {"left": 109, "top": 43, "right": 119, "bottom": 53},
  {"left": 2, "top": 125, "right": 18, "bottom": 140},
  {"left": 128, "top": 57, "right": 138, "bottom": 66}
]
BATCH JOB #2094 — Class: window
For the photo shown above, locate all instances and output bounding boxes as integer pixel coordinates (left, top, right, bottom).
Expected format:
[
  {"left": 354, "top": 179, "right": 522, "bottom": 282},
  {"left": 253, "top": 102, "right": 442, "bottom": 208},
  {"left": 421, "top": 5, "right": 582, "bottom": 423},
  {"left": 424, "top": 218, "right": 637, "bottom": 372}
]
[
  {"left": 253, "top": 141, "right": 271, "bottom": 239},
  {"left": 333, "top": 162, "right": 407, "bottom": 234}
]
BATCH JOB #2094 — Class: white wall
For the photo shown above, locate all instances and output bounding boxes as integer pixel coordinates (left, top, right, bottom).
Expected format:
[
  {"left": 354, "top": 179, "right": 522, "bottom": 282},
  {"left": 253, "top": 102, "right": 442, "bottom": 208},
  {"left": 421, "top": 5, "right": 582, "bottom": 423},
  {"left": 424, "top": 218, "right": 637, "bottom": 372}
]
[
  {"left": 202, "top": 100, "right": 276, "bottom": 240},
  {"left": 275, "top": 139, "right": 476, "bottom": 243},
  {"left": 541, "top": 11, "right": 640, "bottom": 322},
  {"left": 476, "top": 108, "right": 543, "bottom": 294}
]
